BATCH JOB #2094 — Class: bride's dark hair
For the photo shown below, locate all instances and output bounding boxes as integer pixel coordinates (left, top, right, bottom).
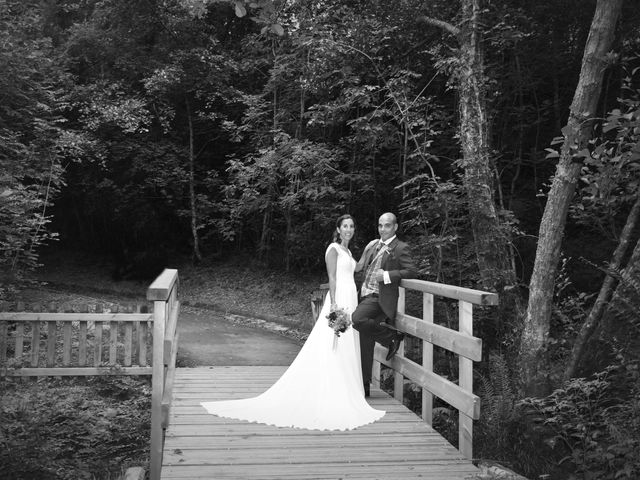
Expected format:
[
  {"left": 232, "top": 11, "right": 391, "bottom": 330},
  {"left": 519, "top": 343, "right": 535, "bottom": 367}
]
[{"left": 332, "top": 214, "right": 356, "bottom": 244}]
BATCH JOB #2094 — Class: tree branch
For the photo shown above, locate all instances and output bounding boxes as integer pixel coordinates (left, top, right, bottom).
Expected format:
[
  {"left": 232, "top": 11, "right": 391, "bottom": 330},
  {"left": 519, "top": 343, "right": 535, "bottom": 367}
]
[{"left": 417, "top": 15, "right": 460, "bottom": 37}]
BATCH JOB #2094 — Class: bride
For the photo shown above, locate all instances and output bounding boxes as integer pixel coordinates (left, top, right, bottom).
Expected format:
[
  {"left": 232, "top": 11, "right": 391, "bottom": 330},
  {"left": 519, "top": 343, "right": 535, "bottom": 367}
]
[{"left": 201, "top": 214, "right": 385, "bottom": 430}]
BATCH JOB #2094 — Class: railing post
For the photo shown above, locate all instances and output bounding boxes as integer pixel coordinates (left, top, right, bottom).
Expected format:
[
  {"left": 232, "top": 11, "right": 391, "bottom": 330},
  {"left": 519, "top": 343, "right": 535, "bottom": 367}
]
[
  {"left": 147, "top": 268, "right": 179, "bottom": 480},
  {"left": 422, "top": 292, "right": 434, "bottom": 425},
  {"left": 458, "top": 300, "right": 474, "bottom": 460},
  {"left": 149, "top": 298, "right": 166, "bottom": 480},
  {"left": 394, "top": 287, "right": 405, "bottom": 402}
]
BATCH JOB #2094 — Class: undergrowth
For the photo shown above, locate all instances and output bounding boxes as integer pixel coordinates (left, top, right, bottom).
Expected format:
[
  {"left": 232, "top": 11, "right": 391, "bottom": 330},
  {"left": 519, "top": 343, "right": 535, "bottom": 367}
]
[
  {"left": 0, "top": 376, "right": 151, "bottom": 480},
  {"left": 520, "top": 360, "right": 640, "bottom": 480}
]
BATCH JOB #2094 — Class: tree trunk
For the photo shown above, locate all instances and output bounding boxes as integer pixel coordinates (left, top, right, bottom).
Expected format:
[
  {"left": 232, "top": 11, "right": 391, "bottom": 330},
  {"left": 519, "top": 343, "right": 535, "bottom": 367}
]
[
  {"left": 594, "top": 235, "right": 640, "bottom": 367},
  {"left": 519, "top": 0, "right": 623, "bottom": 396},
  {"left": 419, "top": 2, "right": 523, "bottom": 349},
  {"left": 564, "top": 193, "right": 640, "bottom": 380},
  {"left": 186, "top": 98, "right": 202, "bottom": 263},
  {"left": 284, "top": 209, "right": 292, "bottom": 271},
  {"left": 272, "top": 39, "right": 278, "bottom": 136},
  {"left": 259, "top": 206, "right": 272, "bottom": 261},
  {"left": 458, "top": 0, "right": 516, "bottom": 292}
]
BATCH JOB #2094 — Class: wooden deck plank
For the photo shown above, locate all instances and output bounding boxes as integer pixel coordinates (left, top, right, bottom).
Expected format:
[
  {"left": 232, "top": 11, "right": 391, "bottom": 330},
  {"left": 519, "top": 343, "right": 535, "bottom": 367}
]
[
  {"left": 162, "top": 367, "right": 478, "bottom": 480},
  {"left": 163, "top": 447, "right": 470, "bottom": 464},
  {"left": 164, "top": 434, "right": 456, "bottom": 448}
]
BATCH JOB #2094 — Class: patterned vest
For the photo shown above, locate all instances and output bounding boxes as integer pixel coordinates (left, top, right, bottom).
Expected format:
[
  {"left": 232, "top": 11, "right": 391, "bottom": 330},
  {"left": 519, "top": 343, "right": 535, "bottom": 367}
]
[{"left": 361, "top": 242, "right": 384, "bottom": 297}]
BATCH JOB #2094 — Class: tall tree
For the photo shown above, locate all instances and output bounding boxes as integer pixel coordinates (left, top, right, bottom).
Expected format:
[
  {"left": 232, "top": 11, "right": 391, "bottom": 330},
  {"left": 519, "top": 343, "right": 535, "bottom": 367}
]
[
  {"left": 0, "top": 1, "right": 68, "bottom": 280},
  {"left": 420, "top": 0, "right": 517, "bottom": 293},
  {"left": 519, "top": 0, "right": 624, "bottom": 395}
]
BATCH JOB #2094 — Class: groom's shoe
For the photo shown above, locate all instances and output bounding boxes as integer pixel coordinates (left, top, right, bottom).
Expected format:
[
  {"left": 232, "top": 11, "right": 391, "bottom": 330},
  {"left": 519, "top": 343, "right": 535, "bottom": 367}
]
[
  {"left": 385, "top": 333, "right": 406, "bottom": 361},
  {"left": 364, "top": 384, "right": 370, "bottom": 397}
]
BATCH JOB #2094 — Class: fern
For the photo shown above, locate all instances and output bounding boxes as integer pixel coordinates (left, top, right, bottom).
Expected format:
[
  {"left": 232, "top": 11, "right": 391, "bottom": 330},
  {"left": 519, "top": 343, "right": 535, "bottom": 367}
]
[
  {"left": 478, "top": 353, "right": 516, "bottom": 427},
  {"left": 476, "top": 353, "right": 520, "bottom": 464}
]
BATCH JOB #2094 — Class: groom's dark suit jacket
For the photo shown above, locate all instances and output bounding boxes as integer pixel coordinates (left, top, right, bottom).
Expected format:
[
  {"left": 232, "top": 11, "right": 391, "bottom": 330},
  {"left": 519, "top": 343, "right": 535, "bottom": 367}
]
[{"left": 356, "top": 237, "right": 417, "bottom": 324}]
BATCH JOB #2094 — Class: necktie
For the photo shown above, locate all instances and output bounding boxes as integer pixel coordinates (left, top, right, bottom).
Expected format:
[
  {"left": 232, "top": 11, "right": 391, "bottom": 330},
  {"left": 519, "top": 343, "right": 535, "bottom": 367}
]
[{"left": 368, "top": 241, "right": 382, "bottom": 267}]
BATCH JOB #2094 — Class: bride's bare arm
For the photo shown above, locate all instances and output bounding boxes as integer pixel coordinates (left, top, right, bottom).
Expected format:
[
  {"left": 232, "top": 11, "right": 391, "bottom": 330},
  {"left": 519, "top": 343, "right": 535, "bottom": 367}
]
[{"left": 325, "top": 246, "right": 338, "bottom": 309}]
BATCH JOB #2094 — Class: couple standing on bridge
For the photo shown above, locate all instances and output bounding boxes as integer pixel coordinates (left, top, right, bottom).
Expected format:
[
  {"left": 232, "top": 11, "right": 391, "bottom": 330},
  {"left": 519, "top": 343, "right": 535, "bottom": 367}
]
[{"left": 201, "top": 212, "right": 417, "bottom": 430}]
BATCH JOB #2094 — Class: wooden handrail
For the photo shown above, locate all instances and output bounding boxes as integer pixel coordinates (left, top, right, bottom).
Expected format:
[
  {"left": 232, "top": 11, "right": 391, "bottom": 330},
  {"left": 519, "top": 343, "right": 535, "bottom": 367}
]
[
  {"left": 396, "top": 312, "right": 482, "bottom": 361},
  {"left": 307, "top": 278, "right": 498, "bottom": 461},
  {"left": 148, "top": 269, "right": 180, "bottom": 480},
  {"left": 310, "top": 279, "right": 496, "bottom": 459},
  {"left": 378, "top": 353, "right": 480, "bottom": 418},
  {"left": 0, "top": 312, "right": 153, "bottom": 321},
  {"left": 0, "top": 310, "right": 154, "bottom": 376},
  {"left": 368, "top": 280, "right": 497, "bottom": 460},
  {"left": 0, "top": 268, "right": 181, "bottom": 480},
  {"left": 400, "top": 278, "right": 499, "bottom": 305},
  {"left": 147, "top": 268, "right": 180, "bottom": 301}
]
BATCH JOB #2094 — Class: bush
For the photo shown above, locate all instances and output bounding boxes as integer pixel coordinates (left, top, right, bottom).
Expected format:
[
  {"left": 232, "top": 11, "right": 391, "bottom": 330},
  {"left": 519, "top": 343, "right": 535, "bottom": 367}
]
[
  {"left": 0, "top": 376, "right": 150, "bottom": 480},
  {"left": 520, "top": 361, "right": 640, "bottom": 480}
]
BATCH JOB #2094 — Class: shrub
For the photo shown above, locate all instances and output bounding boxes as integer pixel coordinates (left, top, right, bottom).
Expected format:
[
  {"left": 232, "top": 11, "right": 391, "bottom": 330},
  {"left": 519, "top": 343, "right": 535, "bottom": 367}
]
[
  {"left": 520, "top": 361, "right": 640, "bottom": 480},
  {"left": 0, "top": 376, "right": 151, "bottom": 480}
]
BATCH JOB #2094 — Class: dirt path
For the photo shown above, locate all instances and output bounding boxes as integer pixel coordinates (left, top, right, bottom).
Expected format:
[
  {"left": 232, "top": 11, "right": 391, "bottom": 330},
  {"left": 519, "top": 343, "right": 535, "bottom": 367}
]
[
  {"left": 16, "top": 285, "right": 304, "bottom": 367},
  {"left": 177, "top": 305, "right": 303, "bottom": 367}
]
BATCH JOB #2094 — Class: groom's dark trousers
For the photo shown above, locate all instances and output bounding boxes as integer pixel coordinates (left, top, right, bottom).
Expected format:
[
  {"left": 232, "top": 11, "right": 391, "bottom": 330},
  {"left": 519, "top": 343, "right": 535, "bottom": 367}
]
[{"left": 352, "top": 296, "right": 396, "bottom": 386}]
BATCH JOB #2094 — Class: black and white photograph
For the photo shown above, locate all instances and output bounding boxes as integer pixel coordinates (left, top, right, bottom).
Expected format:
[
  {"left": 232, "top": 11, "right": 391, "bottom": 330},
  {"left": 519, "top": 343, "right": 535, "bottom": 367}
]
[{"left": 1, "top": 1, "right": 639, "bottom": 479}]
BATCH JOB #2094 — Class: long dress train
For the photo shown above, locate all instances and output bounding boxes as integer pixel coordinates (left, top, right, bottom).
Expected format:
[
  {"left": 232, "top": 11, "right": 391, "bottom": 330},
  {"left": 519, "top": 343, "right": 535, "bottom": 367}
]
[{"left": 200, "top": 243, "right": 385, "bottom": 430}]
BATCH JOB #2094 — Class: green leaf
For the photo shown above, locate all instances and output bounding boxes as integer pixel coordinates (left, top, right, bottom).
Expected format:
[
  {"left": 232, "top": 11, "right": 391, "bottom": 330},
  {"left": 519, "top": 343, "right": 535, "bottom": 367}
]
[
  {"left": 574, "top": 148, "right": 591, "bottom": 159},
  {"left": 271, "top": 23, "right": 284, "bottom": 36},
  {"left": 234, "top": 1, "right": 247, "bottom": 17},
  {"left": 544, "top": 148, "right": 559, "bottom": 159},
  {"left": 561, "top": 125, "right": 574, "bottom": 137}
]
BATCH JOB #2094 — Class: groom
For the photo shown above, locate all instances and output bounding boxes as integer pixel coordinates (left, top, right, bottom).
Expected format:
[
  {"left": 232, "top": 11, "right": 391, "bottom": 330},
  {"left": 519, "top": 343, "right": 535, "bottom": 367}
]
[{"left": 352, "top": 212, "right": 417, "bottom": 397}]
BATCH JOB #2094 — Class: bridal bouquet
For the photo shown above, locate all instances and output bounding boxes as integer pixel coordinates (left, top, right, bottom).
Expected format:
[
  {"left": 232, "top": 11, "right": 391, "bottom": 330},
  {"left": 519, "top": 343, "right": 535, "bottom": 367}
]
[{"left": 327, "top": 307, "right": 352, "bottom": 337}]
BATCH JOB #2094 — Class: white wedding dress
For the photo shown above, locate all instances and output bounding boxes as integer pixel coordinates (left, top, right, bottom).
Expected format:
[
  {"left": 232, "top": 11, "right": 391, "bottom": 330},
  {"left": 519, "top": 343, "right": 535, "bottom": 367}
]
[{"left": 201, "top": 243, "right": 385, "bottom": 430}]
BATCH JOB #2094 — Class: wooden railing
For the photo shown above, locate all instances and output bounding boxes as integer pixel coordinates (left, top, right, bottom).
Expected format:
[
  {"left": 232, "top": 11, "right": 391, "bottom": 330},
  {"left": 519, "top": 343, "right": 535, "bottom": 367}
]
[
  {"left": 147, "top": 269, "right": 180, "bottom": 480},
  {"left": 0, "top": 268, "right": 180, "bottom": 480},
  {"left": 372, "top": 279, "right": 498, "bottom": 460},
  {"left": 0, "top": 303, "right": 154, "bottom": 376},
  {"left": 312, "top": 279, "right": 497, "bottom": 460}
]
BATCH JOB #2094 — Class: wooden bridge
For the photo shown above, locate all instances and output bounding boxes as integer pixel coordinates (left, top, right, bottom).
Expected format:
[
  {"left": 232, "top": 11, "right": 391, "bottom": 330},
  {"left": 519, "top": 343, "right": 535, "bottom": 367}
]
[
  {"left": 0, "top": 269, "right": 498, "bottom": 480},
  {"left": 164, "top": 366, "right": 476, "bottom": 479}
]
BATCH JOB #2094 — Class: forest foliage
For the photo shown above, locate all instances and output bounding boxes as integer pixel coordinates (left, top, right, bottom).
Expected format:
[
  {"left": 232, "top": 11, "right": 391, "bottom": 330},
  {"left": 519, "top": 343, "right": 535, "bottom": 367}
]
[
  {"left": 0, "top": 376, "right": 150, "bottom": 480},
  {"left": 1, "top": 0, "right": 640, "bottom": 478}
]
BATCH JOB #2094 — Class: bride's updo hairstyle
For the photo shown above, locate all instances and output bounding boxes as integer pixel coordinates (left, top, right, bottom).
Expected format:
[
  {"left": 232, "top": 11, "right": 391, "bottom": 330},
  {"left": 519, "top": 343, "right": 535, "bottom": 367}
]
[{"left": 332, "top": 214, "right": 356, "bottom": 244}]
